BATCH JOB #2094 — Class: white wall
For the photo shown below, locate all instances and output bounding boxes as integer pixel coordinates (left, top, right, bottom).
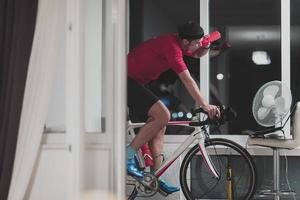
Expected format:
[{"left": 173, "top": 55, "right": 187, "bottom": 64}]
[
  {"left": 27, "top": 147, "right": 71, "bottom": 200},
  {"left": 29, "top": 143, "right": 183, "bottom": 200},
  {"left": 28, "top": 144, "right": 114, "bottom": 200},
  {"left": 82, "top": 147, "right": 110, "bottom": 191}
]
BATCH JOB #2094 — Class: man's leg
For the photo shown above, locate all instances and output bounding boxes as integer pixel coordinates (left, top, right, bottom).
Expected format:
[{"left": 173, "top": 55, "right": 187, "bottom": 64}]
[
  {"left": 130, "top": 101, "right": 170, "bottom": 150},
  {"left": 148, "top": 124, "right": 180, "bottom": 194},
  {"left": 127, "top": 101, "right": 169, "bottom": 178},
  {"left": 148, "top": 127, "right": 165, "bottom": 170}
]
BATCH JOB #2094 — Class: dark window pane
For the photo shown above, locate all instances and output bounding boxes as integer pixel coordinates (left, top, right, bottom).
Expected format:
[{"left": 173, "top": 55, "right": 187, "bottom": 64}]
[
  {"left": 291, "top": 0, "right": 300, "bottom": 104},
  {"left": 129, "top": 0, "right": 201, "bottom": 124},
  {"left": 209, "top": 0, "right": 281, "bottom": 134}
]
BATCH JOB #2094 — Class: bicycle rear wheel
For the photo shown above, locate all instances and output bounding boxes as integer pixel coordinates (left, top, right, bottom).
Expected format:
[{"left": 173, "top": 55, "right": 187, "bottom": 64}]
[{"left": 180, "top": 138, "right": 257, "bottom": 200}]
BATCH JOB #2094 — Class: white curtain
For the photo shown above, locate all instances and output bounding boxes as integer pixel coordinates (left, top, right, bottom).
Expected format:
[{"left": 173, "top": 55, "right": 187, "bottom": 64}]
[{"left": 8, "top": 0, "right": 63, "bottom": 199}]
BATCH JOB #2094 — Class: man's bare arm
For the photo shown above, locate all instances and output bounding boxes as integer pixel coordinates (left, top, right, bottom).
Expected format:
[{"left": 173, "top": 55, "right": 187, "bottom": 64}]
[
  {"left": 178, "top": 70, "right": 220, "bottom": 118},
  {"left": 192, "top": 47, "right": 209, "bottom": 58}
]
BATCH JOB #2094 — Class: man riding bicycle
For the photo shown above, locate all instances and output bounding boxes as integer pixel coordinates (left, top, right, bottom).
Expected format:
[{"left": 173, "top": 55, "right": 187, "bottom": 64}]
[{"left": 127, "top": 21, "right": 220, "bottom": 194}]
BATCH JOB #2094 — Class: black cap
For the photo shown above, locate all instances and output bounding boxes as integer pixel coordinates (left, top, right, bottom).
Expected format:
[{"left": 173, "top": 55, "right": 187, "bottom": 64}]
[{"left": 178, "top": 21, "right": 204, "bottom": 40}]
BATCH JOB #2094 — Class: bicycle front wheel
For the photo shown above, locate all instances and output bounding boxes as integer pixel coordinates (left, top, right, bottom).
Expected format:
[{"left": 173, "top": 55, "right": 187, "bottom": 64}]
[{"left": 180, "top": 138, "right": 257, "bottom": 200}]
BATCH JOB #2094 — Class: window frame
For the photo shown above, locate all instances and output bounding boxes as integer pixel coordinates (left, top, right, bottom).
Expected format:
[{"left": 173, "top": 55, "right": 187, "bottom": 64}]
[{"left": 199, "top": 0, "right": 291, "bottom": 137}]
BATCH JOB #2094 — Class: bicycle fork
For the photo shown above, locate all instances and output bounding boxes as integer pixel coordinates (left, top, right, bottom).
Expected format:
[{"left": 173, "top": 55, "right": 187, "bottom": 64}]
[{"left": 197, "top": 138, "right": 220, "bottom": 179}]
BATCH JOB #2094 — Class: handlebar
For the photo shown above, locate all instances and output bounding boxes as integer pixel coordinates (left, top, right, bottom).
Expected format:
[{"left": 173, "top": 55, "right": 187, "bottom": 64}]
[{"left": 189, "top": 106, "right": 237, "bottom": 127}]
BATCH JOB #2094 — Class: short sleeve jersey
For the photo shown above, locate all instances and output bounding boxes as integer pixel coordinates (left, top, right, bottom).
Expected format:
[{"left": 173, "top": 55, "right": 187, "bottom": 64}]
[{"left": 128, "top": 34, "right": 188, "bottom": 85}]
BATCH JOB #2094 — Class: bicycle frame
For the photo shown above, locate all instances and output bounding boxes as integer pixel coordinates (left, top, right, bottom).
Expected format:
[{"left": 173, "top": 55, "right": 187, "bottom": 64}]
[{"left": 127, "top": 120, "right": 220, "bottom": 179}]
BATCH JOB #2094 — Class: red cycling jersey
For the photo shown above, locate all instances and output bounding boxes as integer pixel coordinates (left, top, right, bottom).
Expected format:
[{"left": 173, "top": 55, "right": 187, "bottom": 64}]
[{"left": 128, "top": 34, "right": 188, "bottom": 85}]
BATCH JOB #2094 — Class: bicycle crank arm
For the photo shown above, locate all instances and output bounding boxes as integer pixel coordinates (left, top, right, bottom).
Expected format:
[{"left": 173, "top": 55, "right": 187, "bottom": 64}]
[{"left": 128, "top": 172, "right": 159, "bottom": 197}]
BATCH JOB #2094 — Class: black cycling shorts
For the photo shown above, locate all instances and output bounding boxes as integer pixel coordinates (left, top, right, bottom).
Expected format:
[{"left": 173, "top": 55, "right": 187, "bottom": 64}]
[{"left": 127, "top": 77, "right": 159, "bottom": 122}]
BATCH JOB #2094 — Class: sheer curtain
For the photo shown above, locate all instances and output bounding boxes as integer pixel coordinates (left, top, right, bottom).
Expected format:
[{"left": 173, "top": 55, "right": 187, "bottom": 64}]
[{"left": 8, "top": 0, "right": 64, "bottom": 199}]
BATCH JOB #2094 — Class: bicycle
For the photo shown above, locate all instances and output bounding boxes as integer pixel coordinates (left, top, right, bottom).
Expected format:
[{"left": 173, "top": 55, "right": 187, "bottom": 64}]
[{"left": 126, "top": 106, "right": 257, "bottom": 200}]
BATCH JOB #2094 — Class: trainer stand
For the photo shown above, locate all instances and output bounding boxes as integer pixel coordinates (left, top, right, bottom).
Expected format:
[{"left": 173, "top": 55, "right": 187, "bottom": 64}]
[{"left": 245, "top": 102, "right": 300, "bottom": 200}]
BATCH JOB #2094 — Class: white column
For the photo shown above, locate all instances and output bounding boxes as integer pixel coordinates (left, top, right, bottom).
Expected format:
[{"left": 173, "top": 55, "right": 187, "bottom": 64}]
[
  {"left": 113, "top": 0, "right": 128, "bottom": 199},
  {"left": 200, "top": 0, "right": 210, "bottom": 102},
  {"left": 102, "top": 0, "right": 126, "bottom": 198},
  {"left": 112, "top": 0, "right": 127, "bottom": 198},
  {"left": 66, "top": 0, "right": 84, "bottom": 199},
  {"left": 281, "top": 0, "right": 291, "bottom": 137}
]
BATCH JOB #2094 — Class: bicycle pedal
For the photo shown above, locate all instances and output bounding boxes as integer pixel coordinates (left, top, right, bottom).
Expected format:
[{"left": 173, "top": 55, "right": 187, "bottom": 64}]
[{"left": 157, "top": 188, "right": 169, "bottom": 197}]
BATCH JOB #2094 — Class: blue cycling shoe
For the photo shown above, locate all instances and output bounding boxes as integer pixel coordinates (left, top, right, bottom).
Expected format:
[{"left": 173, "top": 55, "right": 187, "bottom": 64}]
[
  {"left": 127, "top": 158, "right": 144, "bottom": 178},
  {"left": 159, "top": 178, "right": 180, "bottom": 194}
]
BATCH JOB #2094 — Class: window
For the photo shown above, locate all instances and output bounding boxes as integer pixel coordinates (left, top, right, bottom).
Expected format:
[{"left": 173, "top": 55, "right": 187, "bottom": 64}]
[
  {"left": 129, "top": 0, "right": 292, "bottom": 135},
  {"left": 291, "top": 0, "right": 300, "bottom": 104},
  {"left": 129, "top": 0, "right": 201, "bottom": 123},
  {"left": 44, "top": 1, "right": 66, "bottom": 133},
  {"left": 209, "top": 0, "right": 281, "bottom": 134},
  {"left": 44, "top": 0, "right": 106, "bottom": 134},
  {"left": 84, "top": 0, "right": 104, "bottom": 133}
]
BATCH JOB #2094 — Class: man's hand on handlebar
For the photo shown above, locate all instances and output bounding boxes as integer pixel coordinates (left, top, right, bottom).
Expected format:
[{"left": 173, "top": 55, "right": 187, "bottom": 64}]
[
  {"left": 202, "top": 104, "right": 221, "bottom": 119},
  {"left": 190, "top": 106, "right": 236, "bottom": 127}
]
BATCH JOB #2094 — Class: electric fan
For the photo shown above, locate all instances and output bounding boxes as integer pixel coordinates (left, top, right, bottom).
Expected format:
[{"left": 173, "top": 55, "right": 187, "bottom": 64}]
[{"left": 252, "top": 80, "right": 292, "bottom": 128}]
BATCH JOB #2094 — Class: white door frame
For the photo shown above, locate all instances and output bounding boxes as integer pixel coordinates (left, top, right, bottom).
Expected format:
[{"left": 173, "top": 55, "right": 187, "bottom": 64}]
[{"left": 66, "top": 0, "right": 127, "bottom": 199}]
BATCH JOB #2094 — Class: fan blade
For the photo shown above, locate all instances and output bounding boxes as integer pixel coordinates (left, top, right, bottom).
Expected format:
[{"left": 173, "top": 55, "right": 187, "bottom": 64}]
[
  {"left": 280, "top": 86, "right": 292, "bottom": 109},
  {"left": 263, "top": 85, "right": 279, "bottom": 97},
  {"left": 262, "top": 95, "right": 275, "bottom": 108},
  {"left": 274, "top": 96, "right": 287, "bottom": 114},
  {"left": 258, "top": 107, "right": 271, "bottom": 120}
]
